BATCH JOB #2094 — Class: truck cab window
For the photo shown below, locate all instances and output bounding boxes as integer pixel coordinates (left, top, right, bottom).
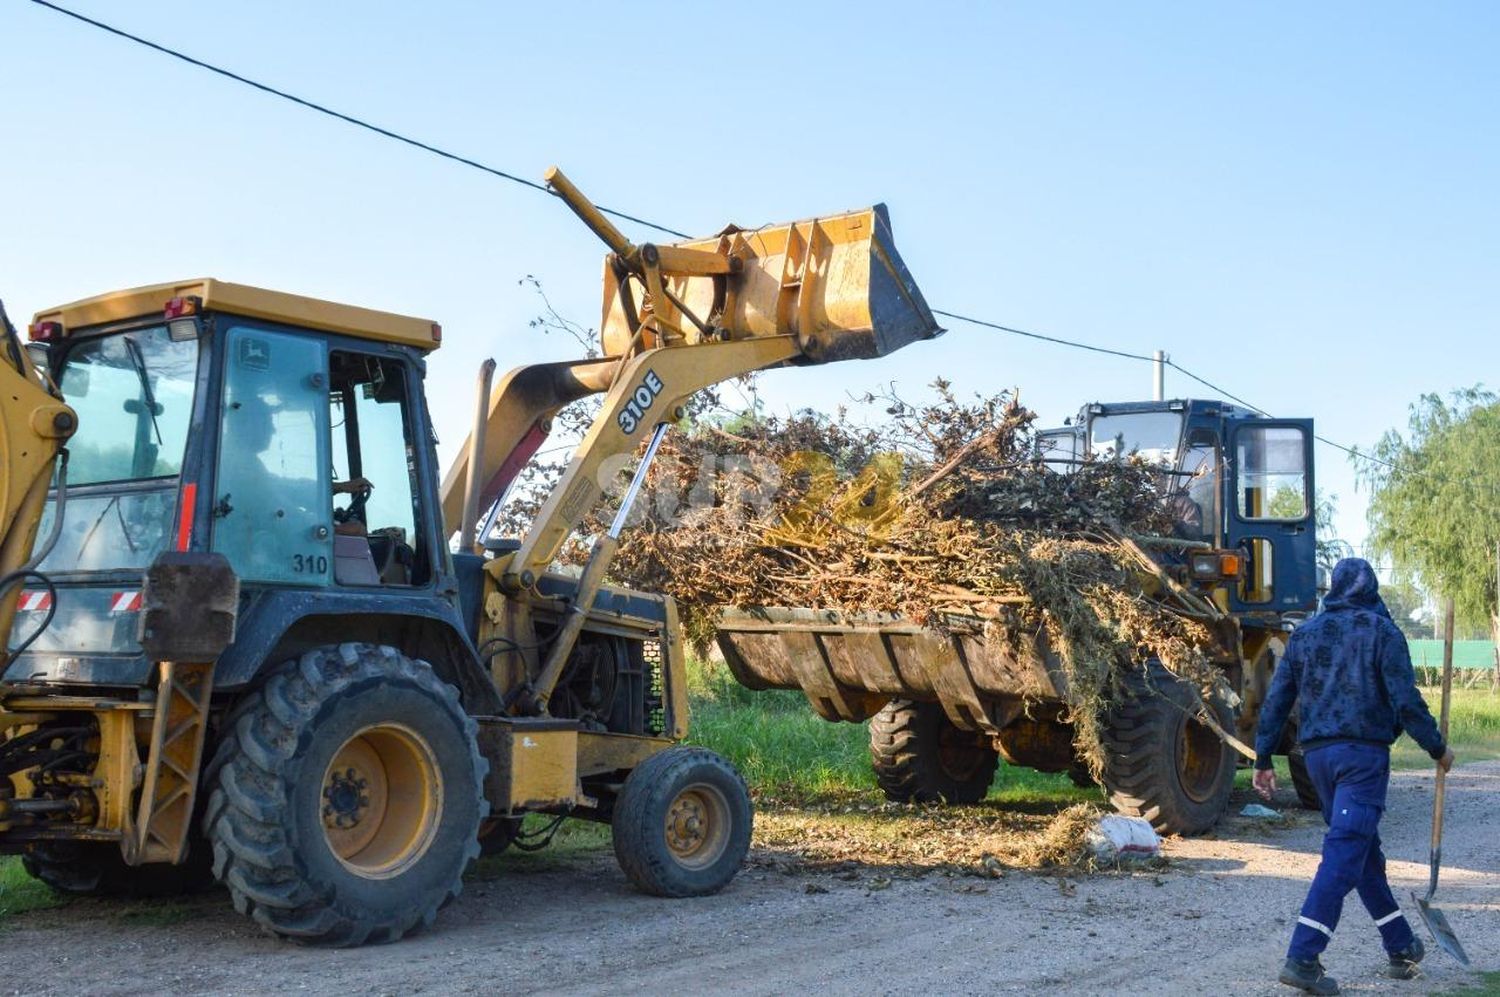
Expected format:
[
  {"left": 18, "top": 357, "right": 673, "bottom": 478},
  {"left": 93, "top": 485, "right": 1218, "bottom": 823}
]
[
  {"left": 1172, "top": 436, "right": 1219, "bottom": 543},
  {"left": 1236, "top": 426, "right": 1308, "bottom": 520}
]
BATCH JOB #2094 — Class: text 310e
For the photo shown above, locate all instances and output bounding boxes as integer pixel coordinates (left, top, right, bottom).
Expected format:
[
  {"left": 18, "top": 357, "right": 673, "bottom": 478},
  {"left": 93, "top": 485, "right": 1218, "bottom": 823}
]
[{"left": 617, "top": 370, "right": 664, "bottom": 435}]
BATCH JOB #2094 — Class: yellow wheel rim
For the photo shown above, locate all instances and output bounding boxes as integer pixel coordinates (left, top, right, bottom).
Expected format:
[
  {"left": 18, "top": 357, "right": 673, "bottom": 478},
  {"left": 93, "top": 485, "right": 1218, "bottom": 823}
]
[
  {"left": 321, "top": 723, "right": 442, "bottom": 880},
  {"left": 1176, "top": 714, "right": 1224, "bottom": 804},
  {"left": 663, "top": 783, "right": 730, "bottom": 870}
]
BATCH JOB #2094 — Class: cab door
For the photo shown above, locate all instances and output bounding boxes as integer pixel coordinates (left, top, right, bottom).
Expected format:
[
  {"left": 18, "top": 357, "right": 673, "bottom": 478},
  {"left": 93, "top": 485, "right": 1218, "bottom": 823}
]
[
  {"left": 1225, "top": 418, "right": 1317, "bottom": 613},
  {"left": 211, "top": 326, "right": 333, "bottom": 586}
]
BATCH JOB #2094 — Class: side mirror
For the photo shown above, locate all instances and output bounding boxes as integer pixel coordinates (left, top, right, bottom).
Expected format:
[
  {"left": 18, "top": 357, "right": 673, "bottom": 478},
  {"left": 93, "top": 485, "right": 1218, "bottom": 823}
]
[{"left": 24, "top": 341, "right": 49, "bottom": 371}]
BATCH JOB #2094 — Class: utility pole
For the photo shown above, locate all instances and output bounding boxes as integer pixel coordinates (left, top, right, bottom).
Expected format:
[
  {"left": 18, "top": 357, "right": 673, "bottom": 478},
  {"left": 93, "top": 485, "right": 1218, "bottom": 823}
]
[{"left": 1153, "top": 350, "right": 1167, "bottom": 402}]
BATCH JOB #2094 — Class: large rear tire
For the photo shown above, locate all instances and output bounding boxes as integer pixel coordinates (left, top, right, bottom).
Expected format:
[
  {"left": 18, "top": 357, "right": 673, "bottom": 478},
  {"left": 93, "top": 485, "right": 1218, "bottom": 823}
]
[
  {"left": 869, "top": 700, "right": 998, "bottom": 804},
  {"left": 21, "top": 839, "right": 215, "bottom": 898},
  {"left": 611, "top": 747, "right": 751, "bottom": 898},
  {"left": 1100, "top": 663, "right": 1236, "bottom": 835},
  {"left": 204, "top": 643, "right": 486, "bottom": 946}
]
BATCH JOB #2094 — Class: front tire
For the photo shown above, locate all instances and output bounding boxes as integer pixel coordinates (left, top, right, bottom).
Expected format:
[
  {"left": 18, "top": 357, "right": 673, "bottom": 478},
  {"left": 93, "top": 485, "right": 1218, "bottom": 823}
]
[
  {"left": 1100, "top": 663, "right": 1236, "bottom": 835},
  {"left": 611, "top": 747, "right": 751, "bottom": 898},
  {"left": 204, "top": 643, "right": 487, "bottom": 946},
  {"left": 869, "top": 700, "right": 999, "bottom": 804}
]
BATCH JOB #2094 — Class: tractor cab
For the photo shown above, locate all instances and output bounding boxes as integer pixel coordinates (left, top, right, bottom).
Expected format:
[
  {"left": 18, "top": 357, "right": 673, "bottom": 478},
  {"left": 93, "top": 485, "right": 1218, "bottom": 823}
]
[
  {"left": 7, "top": 280, "right": 451, "bottom": 684},
  {"left": 1038, "top": 398, "right": 1318, "bottom": 617}
]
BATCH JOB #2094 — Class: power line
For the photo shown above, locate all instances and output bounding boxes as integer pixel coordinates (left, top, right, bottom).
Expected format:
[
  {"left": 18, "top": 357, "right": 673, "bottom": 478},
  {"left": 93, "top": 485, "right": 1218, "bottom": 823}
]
[
  {"left": 930, "top": 310, "right": 1156, "bottom": 363},
  {"left": 933, "top": 311, "right": 1400, "bottom": 473},
  {"left": 20, "top": 0, "right": 1476, "bottom": 491},
  {"left": 24, "top": 0, "right": 691, "bottom": 241},
  {"left": 1163, "top": 361, "right": 1266, "bottom": 416}
]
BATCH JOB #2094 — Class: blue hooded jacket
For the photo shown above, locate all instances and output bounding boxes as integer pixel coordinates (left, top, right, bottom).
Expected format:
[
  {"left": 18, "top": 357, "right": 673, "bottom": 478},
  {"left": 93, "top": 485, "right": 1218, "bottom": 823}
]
[{"left": 1253, "top": 558, "right": 1446, "bottom": 769}]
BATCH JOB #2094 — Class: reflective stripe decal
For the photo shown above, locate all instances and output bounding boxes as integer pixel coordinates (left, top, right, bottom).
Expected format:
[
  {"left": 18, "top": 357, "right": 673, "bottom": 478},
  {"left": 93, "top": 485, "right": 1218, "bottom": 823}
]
[
  {"left": 17, "top": 591, "right": 53, "bottom": 611},
  {"left": 175, "top": 481, "right": 198, "bottom": 551},
  {"left": 110, "top": 591, "right": 143, "bottom": 613},
  {"left": 1374, "top": 910, "right": 1405, "bottom": 927},
  {"left": 1298, "top": 916, "right": 1334, "bottom": 937}
]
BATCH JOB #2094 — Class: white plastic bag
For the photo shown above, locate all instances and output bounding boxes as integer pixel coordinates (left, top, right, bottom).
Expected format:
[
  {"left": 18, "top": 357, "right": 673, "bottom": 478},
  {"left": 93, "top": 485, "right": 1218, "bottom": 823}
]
[{"left": 1084, "top": 814, "right": 1162, "bottom": 863}]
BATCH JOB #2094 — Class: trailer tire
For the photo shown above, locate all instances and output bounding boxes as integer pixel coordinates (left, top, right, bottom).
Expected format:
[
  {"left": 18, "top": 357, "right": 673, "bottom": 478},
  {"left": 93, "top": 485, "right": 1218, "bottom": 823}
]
[
  {"left": 611, "top": 747, "right": 751, "bottom": 898},
  {"left": 1100, "top": 663, "right": 1237, "bottom": 835},
  {"left": 869, "top": 700, "right": 998, "bottom": 804},
  {"left": 1287, "top": 748, "right": 1320, "bottom": 810},
  {"left": 21, "top": 839, "right": 215, "bottom": 898},
  {"left": 203, "top": 643, "right": 486, "bottom": 946}
]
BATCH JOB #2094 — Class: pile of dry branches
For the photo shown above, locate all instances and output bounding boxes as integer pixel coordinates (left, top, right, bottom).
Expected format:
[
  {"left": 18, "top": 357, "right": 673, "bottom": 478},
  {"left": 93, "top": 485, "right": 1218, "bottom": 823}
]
[{"left": 586, "top": 382, "right": 1216, "bottom": 770}]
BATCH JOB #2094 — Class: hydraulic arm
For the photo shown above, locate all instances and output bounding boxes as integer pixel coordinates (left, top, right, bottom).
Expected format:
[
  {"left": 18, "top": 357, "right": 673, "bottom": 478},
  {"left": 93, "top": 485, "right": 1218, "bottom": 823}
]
[
  {"left": 0, "top": 301, "right": 75, "bottom": 663},
  {"left": 442, "top": 168, "right": 940, "bottom": 714}
]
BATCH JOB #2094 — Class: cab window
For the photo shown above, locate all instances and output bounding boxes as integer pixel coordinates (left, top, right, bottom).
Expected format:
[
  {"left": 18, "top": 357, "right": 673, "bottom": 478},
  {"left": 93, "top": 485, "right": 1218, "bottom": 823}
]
[
  {"left": 1172, "top": 437, "right": 1219, "bottom": 542},
  {"left": 1236, "top": 426, "right": 1308, "bottom": 520},
  {"left": 328, "top": 352, "right": 427, "bottom": 587}
]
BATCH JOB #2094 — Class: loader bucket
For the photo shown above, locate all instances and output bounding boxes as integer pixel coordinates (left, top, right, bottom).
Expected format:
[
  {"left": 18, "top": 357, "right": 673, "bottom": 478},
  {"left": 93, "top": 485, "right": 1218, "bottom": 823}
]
[
  {"left": 598, "top": 204, "right": 942, "bottom": 363},
  {"left": 715, "top": 606, "right": 1067, "bottom": 729}
]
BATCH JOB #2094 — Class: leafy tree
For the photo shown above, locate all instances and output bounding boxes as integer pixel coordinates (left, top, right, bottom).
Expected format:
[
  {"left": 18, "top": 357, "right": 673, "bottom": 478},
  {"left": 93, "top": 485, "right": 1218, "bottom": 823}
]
[
  {"left": 1359, "top": 387, "right": 1500, "bottom": 649},
  {"left": 1380, "top": 580, "right": 1435, "bottom": 640}
]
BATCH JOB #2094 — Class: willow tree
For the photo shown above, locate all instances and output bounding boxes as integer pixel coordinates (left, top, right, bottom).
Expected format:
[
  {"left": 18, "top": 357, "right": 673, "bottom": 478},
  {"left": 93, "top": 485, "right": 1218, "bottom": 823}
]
[{"left": 1360, "top": 387, "right": 1500, "bottom": 664}]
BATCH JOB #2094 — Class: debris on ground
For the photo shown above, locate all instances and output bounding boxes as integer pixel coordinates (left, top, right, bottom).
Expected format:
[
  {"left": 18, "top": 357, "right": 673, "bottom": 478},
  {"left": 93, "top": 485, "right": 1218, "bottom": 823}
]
[
  {"left": 1239, "top": 803, "right": 1283, "bottom": 819},
  {"left": 751, "top": 797, "right": 1134, "bottom": 876},
  {"left": 1084, "top": 814, "right": 1163, "bottom": 864}
]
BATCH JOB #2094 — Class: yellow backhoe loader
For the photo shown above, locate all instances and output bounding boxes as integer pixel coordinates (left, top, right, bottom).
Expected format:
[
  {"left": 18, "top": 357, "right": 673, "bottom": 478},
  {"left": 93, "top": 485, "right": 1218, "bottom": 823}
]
[{"left": 0, "top": 169, "right": 938, "bottom": 944}]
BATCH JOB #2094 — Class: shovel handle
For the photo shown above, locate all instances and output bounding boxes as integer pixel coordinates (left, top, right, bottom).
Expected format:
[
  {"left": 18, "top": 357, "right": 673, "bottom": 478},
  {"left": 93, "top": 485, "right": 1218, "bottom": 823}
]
[{"left": 1428, "top": 599, "right": 1457, "bottom": 897}]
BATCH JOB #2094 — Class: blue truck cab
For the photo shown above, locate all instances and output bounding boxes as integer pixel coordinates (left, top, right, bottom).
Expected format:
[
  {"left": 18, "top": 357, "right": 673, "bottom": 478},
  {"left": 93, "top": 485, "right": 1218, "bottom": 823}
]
[{"left": 1037, "top": 397, "right": 1318, "bottom": 618}]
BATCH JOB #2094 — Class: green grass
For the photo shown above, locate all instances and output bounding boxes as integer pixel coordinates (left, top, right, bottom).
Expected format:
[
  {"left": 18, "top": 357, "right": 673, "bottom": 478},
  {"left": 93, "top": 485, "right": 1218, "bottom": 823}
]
[
  {"left": 0, "top": 856, "right": 64, "bottom": 921},
  {"left": 681, "top": 657, "right": 1095, "bottom": 806},
  {"left": 1392, "top": 686, "right": 1500, "bottom": 770}
]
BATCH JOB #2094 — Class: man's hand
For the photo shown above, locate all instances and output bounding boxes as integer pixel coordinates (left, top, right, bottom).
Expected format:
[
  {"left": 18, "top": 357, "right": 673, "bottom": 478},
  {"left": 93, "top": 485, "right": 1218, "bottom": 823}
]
[
  {"left": 333, "top": 477, "right": 373, "bottom": 496},
  {"left": 1252, "top": 768, "right": 1277, "bottom": 800},
  {"left": 1438, "top": 748, "right": 1456, "bottom": 773}
]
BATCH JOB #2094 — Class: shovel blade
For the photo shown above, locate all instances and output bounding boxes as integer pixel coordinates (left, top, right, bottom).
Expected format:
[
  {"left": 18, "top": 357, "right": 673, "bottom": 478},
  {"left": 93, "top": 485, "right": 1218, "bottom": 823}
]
[{"left": 1413, "top": 893, "right": 1470, "bottom": 966}]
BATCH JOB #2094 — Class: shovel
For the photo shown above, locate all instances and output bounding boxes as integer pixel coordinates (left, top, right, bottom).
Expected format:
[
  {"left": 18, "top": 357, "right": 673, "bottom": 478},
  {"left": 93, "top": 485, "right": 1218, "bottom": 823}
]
[{"left": 1411, "top": 598, "right": 1469, "bottom": 965}]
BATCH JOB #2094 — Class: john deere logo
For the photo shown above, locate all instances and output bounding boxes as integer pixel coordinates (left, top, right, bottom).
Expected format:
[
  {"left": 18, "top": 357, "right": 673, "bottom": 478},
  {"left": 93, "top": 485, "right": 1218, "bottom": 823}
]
[{"left": 238, "top": 337, "right": 271, "bottom": 370}]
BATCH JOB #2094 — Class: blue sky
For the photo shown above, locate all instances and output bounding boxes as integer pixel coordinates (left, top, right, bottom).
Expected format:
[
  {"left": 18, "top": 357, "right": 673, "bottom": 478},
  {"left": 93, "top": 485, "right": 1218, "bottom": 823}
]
[{"left": 4, "top": 1, "right": 1496, "bottom": 553}]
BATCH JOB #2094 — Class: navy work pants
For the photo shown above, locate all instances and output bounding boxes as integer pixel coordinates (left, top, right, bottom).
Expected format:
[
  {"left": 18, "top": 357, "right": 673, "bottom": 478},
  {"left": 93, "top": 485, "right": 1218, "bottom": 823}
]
[{"left": 1287, "top": 741, "right": 1415, "bottom": 961}]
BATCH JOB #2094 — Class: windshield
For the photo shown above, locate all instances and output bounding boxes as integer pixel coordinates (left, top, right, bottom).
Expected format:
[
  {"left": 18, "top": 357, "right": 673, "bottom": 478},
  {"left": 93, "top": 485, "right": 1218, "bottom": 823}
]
[
  {"left": 33, "top": 327, "right": 199, "bottom": 579},
  {"left": 1089, "top": 411, "right": 1184, "bottom": 464},
  {"left": 58, "top": 326, "right": 198, "bottom": 485}
]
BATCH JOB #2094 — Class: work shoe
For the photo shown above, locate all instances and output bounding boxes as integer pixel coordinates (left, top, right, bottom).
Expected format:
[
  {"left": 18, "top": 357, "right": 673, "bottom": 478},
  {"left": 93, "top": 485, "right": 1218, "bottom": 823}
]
[
  {"left": 1385, "top": 937, "right": 1425, "bottom": 980},
  {"left": 1279, "top": 958, "right": 1340, "bottom": 995}
]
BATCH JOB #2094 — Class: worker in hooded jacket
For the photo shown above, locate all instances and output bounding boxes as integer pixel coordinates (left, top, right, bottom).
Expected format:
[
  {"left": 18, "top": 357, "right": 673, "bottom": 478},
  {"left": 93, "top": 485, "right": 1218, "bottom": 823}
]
[{"left": 1253, "top": 558, "right": 1454, "bottom": 995}]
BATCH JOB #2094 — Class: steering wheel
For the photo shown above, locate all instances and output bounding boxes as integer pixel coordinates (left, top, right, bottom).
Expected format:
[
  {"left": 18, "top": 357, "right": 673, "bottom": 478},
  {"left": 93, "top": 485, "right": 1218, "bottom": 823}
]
[{"left": 334, "top": 483, "right": 372, "bottom": 526}]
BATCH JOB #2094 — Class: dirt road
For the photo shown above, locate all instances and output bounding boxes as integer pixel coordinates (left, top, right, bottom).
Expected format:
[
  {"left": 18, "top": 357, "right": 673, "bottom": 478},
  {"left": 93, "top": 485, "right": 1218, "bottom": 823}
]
[{"left": 5, "top": 762, "right": 1496, "bottom": 996}]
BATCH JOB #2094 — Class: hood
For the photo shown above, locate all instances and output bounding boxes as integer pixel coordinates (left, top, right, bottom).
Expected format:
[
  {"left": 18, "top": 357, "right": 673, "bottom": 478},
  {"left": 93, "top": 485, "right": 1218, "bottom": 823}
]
[{"left": 1323, "top": 557, "right": 1389, "bottom": 617}]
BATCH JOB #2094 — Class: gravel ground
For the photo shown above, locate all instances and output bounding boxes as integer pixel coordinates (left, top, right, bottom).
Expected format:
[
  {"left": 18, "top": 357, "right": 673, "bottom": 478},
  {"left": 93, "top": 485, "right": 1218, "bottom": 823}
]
[{"left": 3, "top": 761, "right": 1495, "bottom": 996}]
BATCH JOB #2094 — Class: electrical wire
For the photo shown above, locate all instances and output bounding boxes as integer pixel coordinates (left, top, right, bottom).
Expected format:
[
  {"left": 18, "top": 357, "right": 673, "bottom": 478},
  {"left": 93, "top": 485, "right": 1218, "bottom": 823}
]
[
  {"left": 21, "top": 0, "right": 1472, "bottom": 488},
  {"left": 939, "top": 310, "right": 1473, "bottom": 486},
  {"left": 24, "top": 0, "right": 690, "bottom": 241},
  {"left": 510, "top": 814, "right": 568, "bottom": 852},
  {"left": 931, "top": 309, "right": 1157, "bottom": 363}
]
